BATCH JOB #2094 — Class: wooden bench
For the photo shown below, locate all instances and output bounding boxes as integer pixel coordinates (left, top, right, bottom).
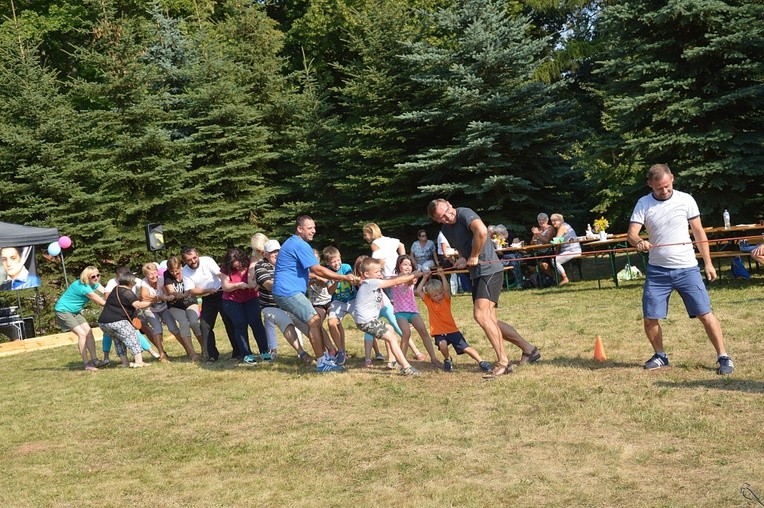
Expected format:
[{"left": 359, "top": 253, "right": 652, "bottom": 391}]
[{"left": 696, "top": 251, "right": 756, "bottom": 276}]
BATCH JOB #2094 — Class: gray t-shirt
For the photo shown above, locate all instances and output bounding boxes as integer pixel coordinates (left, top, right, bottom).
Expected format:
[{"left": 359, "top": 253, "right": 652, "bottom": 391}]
[
  {"left": 440, "top": 207, "right": 502, "bottom": 278},
  {"left": 351, "top": 278, "right": 385, "bottom": 325}
]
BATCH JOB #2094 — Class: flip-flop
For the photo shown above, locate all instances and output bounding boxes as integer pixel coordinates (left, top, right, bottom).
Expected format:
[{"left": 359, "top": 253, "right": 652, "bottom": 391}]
[{"left": 483, "top": 363, "right": 512, "bottom": 379}]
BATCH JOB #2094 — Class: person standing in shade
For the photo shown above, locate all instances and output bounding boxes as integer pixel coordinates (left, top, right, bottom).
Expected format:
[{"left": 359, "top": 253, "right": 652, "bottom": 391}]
[
  {"left": 273, "top": 215, "right": 360, "bottom": 373},
  {"left": 181, "top": 246, "right": 235, "bottom": 362},
  {"left": 627, "top": 163, "right": 734, "bottom": 375},
  {"left": 428, "top": 199, "right": 540, "bottom": 378}
]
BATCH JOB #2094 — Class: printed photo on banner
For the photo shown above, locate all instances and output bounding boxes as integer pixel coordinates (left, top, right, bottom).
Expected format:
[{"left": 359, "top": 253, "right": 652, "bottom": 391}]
[{"left": 1, "top": 245, "right": 40, "bottom": 290}]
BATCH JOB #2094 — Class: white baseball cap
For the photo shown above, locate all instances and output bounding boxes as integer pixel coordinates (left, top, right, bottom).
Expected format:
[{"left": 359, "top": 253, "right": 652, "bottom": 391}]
[{"left": 264, "top": 239, "right": 281, "bottom": 253}]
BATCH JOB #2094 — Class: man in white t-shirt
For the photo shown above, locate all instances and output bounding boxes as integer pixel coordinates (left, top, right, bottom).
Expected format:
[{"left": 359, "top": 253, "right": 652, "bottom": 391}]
[
  {"left": 181, "top": 246, "right": 235, "bottom": 362},
  {"left": 627, "top": 164, "right": 733, "bottom": 375}
]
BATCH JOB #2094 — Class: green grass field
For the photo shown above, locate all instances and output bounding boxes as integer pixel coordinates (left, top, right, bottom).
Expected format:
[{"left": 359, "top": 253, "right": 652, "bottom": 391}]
[{"left": 1, "top": 269, "right": 763, "bottom": 507}]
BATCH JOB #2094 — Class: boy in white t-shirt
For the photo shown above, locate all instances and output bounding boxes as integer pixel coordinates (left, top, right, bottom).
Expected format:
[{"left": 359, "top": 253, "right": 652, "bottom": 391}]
[{"left": 351, "top": 258, "right": 424, "bottom": 377}]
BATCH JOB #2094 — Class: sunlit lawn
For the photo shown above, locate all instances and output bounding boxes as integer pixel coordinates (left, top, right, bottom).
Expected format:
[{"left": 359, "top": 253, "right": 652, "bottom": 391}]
[{"left": 1, "top": 265, "right": 763, "bottom": 507}]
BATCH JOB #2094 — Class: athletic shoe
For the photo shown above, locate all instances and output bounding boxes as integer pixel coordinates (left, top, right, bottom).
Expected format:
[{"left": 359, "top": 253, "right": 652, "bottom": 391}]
[
  {"left": 335, "top": 350, "right": 346, "bottom": 365},
  {"left": 316, "top": 360, "right": 345, "bottom": 373},
  {"left": 478, "top": 361, "right": 491, "bottom": 372},
  {"left": 443, "top": 359, "right": 453, "bottom": 372},
  {"left": 374, "top": 353, "right": 385, "bottom": 361},
  {"left": 717, "top": 356, "right": 734, "bottom": 375},
  {"left": 243, "top": 354, "right": 257, "bottom": 365},
  {"left": 644, "top": 353, "right": 669, "bottom": 370},
  {"left": 260, "top": 352, "right": 272, "bottom": 361},
  {"left": 399, "top": 366, "right": 421, "bottom": 377}
]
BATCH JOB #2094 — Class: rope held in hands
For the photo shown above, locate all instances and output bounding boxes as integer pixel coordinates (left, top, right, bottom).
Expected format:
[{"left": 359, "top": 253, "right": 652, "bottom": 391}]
[{"left": 434, "top": 234, "right": 760, "bottom": 274}]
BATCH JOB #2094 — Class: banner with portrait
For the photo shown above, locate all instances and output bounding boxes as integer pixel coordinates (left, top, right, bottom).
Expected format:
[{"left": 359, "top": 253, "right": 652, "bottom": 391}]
[{"left": 1, "top": 245, "right": 40, "bottom": 290}]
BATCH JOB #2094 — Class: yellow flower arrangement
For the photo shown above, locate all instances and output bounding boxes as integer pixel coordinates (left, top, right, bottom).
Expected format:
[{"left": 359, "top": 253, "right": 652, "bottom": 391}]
[{"left": 593, "top": 216, "right": 610, "bottom": 233}]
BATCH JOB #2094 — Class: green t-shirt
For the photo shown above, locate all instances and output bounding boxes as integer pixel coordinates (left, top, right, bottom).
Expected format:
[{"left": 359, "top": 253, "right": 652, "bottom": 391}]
[{"left": 54, "top": 280, "right": 101, "bottom": 313}]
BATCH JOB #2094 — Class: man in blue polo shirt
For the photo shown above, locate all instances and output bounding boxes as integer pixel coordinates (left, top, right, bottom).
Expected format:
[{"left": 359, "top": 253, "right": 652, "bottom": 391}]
[{"left": 273, "top": 215, "right": 358, "bottom": 373}]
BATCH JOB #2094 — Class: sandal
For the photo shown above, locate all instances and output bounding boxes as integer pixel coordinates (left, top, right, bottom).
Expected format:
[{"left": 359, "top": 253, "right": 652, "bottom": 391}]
[
  {"left": 518, "top": 347, "right": 541, "bottom": 365},
  {"left": 483, "top": 363, "right": 512, "bottom": 379},
  {"left": 92, "top": 359, "right": 109, "bottom": 368},
  {"left": 84, "top": 362, "right": 98, "bottom": 372},
  {"left": 299, "top": 351, "right": 314, "bottom": 364}
]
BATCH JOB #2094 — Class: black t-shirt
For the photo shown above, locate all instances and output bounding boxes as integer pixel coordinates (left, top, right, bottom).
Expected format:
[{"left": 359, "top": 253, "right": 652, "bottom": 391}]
[
  {"left": 163, "top": 271, "right": 196, "bottom": 309},
  {"left": 98, "top": 287, "right": 138, "bottom": 324}
]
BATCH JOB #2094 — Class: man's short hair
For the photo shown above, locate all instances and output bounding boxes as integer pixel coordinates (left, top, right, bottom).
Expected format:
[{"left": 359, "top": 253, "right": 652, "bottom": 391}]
[
  {"left": 296, "top": 215, "right": 313, "bottom": 228},
  {"left": 537, "top": 212, "right": 549, "bottom": 221},
  {"left": 180, "top": 245, "right": 197, "bottom": 257},
  {"left": 647, "top": 164, "right": 672, "bottom": 182},
  {"left": 427, "top": 199, "right": 447, "bottom": 218}
]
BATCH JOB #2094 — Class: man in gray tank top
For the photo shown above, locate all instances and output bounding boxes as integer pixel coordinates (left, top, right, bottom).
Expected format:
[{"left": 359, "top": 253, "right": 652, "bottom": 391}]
[{"left": 428, "top": 199, "right": 540, "bottom": 378}]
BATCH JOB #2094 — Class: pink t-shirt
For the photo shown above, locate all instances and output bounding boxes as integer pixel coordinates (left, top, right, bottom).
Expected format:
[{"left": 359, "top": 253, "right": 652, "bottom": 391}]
[
  {"left": 392, "top": 282, "right": 419, "bottom": 314},
  {"left": 222, "top": 269, "right": 259, "bottom": 303}
]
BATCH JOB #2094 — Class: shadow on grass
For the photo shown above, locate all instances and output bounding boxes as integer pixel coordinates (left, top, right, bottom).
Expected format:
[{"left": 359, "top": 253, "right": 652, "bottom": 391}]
[
  {"left": 543, "top": 355, "right": 638, "bottom": 370},
  {"left": 655, "top": 379, "right": 764, "bottom": 393}
]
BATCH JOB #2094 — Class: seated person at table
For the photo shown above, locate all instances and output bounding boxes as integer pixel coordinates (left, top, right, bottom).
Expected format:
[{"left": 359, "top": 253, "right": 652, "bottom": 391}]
[
  {"left": 531, "top": 213, "right": 556, "bottom": 245},
  {"left": 550, "top": 213, "right": 582, "bottom": 286},
  {"left": 528, "top": 213, "right": 556, "bottom": 275}
]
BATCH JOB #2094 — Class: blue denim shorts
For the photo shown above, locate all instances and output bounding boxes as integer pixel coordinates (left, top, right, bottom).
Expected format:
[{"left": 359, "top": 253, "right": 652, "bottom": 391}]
[
  {"left": 273, "top": 293, "right": 317, "bottom": 324},
  {"left": 642, "top": 264, "right": 711, "bottom": 319}
]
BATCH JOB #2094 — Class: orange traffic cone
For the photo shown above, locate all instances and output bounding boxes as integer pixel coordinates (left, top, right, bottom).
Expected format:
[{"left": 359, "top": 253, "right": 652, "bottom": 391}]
[{"left": 594, "top": 335, "right": 607, "bottom": 362}]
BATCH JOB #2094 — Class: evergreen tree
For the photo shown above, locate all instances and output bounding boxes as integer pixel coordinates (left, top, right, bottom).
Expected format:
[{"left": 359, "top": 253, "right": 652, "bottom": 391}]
[
  {"left": 63, "top": 5, "right": 192, "bottom": 266},
  {"left": 0, "top": 38, "right": 76, "bottom": 229},
  {"left": 168, "top": 0, "right": 285, "bottom": 252},
  {"left": 398, "top": 0, "right": 583, "bottom": 231},
  {"left": 591, "top": 0, "right": 764, "bottom": 223},
  {"left": 330, "top": 0, "right": 434, "bottom": 245}
]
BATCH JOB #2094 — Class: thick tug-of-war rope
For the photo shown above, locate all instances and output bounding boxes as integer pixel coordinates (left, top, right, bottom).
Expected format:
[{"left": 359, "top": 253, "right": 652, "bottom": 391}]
[{"left": 434, "top": 234, "right": 762, "bottom": 274}]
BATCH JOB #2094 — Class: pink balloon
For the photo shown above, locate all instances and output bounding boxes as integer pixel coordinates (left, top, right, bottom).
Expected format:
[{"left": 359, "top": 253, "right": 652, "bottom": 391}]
[{"left": 58, "top": 236, "right": 72, "bottom": 249}]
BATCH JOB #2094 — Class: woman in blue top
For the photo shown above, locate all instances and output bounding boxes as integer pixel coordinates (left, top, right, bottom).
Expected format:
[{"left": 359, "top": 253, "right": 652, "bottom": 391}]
[{"left": 54, "top": 266, "right": 109, "bottom": 371}]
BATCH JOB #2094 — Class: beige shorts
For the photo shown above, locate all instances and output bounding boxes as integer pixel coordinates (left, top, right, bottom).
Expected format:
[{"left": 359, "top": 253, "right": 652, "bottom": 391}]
[{"left": 55, "top": 311, "right": 88, "bottom": 331}]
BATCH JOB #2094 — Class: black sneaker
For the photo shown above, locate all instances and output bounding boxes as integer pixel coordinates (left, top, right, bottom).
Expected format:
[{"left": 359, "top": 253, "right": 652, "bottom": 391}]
[
  {"left": 443, "top": 359, "right": 453, "bottom": 372},
  {"left": 644, "top": 353, "right": 669, "bottom": 370},
  {"left": 717, "top": 356, "right": 734, "bottom": 375}
]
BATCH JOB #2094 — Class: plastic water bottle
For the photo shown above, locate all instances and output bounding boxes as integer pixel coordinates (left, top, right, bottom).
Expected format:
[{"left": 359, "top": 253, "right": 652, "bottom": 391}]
[
  {"left": 586, "top": 223, "right": 594, "bottom": 238},
  {"left": 723, "top": 209, "right": 730, "bottom": 230}
]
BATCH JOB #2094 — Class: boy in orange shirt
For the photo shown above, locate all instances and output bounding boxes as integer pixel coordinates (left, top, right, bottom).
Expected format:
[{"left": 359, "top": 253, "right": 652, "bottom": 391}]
[{"left": 416, "top": 268, "right": 491, "bottom": 373}]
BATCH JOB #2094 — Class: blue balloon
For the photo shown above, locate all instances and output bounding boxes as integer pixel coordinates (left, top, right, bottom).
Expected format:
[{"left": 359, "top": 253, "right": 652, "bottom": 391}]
[{"left": 48, "top": 242, "right": 62, "bottom": 256}]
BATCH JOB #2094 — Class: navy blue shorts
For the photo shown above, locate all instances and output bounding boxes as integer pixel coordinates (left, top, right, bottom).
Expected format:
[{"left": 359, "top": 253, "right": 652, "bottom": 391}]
[{"left": 434, "top": 331, "right": 470, "bottom": 355}]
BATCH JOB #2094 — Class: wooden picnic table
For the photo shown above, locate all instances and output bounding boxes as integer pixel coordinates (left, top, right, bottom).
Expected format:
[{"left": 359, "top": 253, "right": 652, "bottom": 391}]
[{"left": 496, "top": 224, "right": 764, "bottom": 289}]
